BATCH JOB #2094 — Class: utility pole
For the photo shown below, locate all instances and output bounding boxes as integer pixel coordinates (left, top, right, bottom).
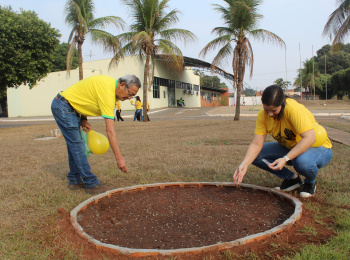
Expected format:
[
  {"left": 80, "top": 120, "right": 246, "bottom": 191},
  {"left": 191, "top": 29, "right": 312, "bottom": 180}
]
[
  {"left": 299, "top": 43, "right": 302, "bottom": 100},
  {"left": 325, "top": 54, "right": 327, "bottom": 101},
  {"left": 312, "top": 45, "right": 315, "bottom": 100}
]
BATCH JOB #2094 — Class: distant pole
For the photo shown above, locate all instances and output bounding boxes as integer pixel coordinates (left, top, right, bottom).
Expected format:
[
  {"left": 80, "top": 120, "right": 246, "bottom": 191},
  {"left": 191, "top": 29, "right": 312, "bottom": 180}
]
[
  {"left": 325, "top": 54, "right": 327, "bottom": 101},
  {"left": 312, "top": 45, "right": 315, "bottom": 100},
  {"left": 299, "top": 43, "right": 302, "bottom": 100},
  {"left": 285, "top": 47, "right": 288, "bottom": 83}
]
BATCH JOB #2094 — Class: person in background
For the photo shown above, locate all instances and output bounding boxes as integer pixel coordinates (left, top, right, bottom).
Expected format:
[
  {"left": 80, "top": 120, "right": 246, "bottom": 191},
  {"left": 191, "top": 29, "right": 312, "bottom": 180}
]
[
  {"left": 146, "top": 101, "right": 150, "bottom": 121},
  {"left": 51, "top": 74, "right": 141, "bottom": 194},
  {"left": 233, "top": 85, "right": 333, "bottom": 198},
  {"left": 133, "top": 96, "right": 143, "bottom": 121},
  {"left": 178, "top": 97, "right": 185, "bottom": 107},
  {"left": 115, "top": 99, "right": 124, "bottom": 121}
]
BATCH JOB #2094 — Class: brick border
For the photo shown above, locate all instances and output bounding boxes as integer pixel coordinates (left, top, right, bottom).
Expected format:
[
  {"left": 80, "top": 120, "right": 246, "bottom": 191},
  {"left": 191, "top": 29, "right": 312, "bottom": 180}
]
[{"left": 70, "top": 182, "right": 302, "bottom": 258}]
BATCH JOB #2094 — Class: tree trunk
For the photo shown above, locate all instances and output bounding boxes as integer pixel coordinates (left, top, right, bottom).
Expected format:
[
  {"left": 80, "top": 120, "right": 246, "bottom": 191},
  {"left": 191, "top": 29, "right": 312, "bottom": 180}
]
[
  {"left": 78, "top": 39, "right": 84, "bottom": 80},
  {"left": 142, "top": 53, "right": 150, "bottom": 122},
  {"left": 0, "top": 95, "right": 8, "bottom": 117},
  {"left": 234, "top": 47, "right": 244, "bottom": 121}
]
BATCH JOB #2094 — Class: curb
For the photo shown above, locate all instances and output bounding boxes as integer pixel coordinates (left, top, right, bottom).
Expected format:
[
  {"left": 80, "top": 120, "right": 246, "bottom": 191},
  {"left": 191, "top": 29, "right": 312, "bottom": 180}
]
[{"left": 70, "top": 182, "right": 302, "bottom": 258}]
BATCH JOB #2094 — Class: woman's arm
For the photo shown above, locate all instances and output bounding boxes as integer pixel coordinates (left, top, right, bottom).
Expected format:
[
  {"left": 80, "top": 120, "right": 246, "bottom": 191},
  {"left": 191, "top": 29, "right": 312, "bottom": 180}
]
[
  {"left": 233, "top": 134, "right": 266, "bottom": 185},
  {"left": 269, "top": 129, "right": 316, "bottom": 170}
]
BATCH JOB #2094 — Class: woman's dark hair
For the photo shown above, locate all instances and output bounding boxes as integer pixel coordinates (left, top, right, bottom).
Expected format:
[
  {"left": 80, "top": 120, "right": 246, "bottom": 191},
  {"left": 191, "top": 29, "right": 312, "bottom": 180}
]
[
  {"left": 261, "top": 85, "right": 285, "bottom": 107},
  {"left": 135, "top": 96, "right": 141, "bottom": 102}
]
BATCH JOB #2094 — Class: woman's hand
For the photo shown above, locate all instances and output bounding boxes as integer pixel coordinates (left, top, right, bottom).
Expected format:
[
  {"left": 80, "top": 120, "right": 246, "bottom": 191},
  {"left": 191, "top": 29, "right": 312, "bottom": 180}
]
[
  {"left": 268, "top": 158, "right": 287, "bottom": 170},
  {"left": 233, "top": 164, "right": 248, "bottom": 185}
]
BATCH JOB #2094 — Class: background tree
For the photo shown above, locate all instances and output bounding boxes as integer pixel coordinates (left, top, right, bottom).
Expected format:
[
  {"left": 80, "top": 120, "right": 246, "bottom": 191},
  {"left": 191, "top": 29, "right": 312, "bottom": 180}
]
[
  {"left": 244, "top": 87, "right": 256, "bottom": 96},
  {"left": 323, "top": 0, "right": 350, "bottom": 50},
  {"left": 329, "top": 68, "right": 350, "bottom": 99},
  {"left": 110, "top": 0, "right": 196, "bottom": 122},
  {"left": 0, "top": 6, "right": 60, "bottom": 116},
  {"left": 65, "top": 0, "right": 125, "bottom": 80},
  {"left": 274, "top": 78, "right": 291, "bottom": 92},
  {"left": 315, "top": 44, "right": 350, "bottom": 74},
  {"left": 51, "top": 43, "right": 79, "bottom": 72},
  {"left": 294, "top": 59, "right": 323, "bottom": 98},
  {"left": 199, "top": 0, "right": 285, "bottom": 121}
]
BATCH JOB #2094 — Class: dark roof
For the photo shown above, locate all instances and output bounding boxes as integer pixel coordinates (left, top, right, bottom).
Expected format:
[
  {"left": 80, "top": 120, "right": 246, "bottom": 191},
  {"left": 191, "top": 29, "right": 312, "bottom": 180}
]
[
  {"left": 201, "top": 86, "right": 228, "bottom": 93},
  {"left": 183, "top": 56, "right": 234, "bottom": 82},
  {"left": 154, "top": 55, "right": 234, "bottom": 82}
]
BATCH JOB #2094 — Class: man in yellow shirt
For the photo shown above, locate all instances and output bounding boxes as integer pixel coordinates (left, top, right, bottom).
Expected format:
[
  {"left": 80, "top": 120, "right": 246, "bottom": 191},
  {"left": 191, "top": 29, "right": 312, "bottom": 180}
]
[
  {"left": 233, "top": 85, "right": 333, "bottom": 198},
  {"left": 51, "top": 75, "right": 141, "bottom": 193}
]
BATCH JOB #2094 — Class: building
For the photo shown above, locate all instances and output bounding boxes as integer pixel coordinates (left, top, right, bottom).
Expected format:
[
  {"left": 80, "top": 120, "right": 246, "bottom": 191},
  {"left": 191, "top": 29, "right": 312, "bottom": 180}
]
[{"left": 7, "top": 55, "right": 232, "bottom": 117}]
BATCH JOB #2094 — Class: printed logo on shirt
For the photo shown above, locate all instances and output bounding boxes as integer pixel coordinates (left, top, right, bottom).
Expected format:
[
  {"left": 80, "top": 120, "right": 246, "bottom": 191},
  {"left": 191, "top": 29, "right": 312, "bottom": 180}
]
[{"left": 284, "top": 128, "right": 296, "bottom": 140}]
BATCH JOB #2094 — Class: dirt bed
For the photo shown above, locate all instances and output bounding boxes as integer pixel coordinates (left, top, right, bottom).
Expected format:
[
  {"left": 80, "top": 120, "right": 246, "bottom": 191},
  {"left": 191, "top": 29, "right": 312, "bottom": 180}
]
[{"left": 77, "top": 186, "right": 295, "bottom": 250}]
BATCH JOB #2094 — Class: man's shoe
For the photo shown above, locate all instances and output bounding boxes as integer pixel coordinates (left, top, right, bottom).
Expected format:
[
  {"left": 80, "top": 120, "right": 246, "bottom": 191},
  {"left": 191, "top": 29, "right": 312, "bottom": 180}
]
[
  {"left": 68, "top": 183, "right": 85, "bottom": 190},
  {"left": 85, "top": 184, "right": 112, "bottom": 195},
  {"left": 275, "top": 176, "right": 303, "bottom": 191},
  {"left": 300, "top": 182, "right": 317, "bottom": 198}
]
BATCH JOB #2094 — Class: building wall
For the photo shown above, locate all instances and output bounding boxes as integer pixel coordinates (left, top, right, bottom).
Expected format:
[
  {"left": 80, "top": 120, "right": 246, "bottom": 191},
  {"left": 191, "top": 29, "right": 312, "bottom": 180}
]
[
  {"left": 200, "top": 88, "right": 229, "bottom": 107},
  {"left": 7, "top": 56, "right": 201, "bottom": 117}
]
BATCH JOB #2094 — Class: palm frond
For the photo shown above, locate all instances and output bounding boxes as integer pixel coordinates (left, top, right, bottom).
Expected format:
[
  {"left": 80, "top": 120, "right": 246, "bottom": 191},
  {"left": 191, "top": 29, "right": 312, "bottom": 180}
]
[
  {"left": 323, "top": 0, "right": 350, "bottom": 48},
  {"left": 249, "top": 29, "right": 285, "bottom": 48},
  {"left": 159, "top": 28, "right": 197, "bottom": 45},
  {"left": 88, "top": 16, "right": 126, "bottom": 31}
]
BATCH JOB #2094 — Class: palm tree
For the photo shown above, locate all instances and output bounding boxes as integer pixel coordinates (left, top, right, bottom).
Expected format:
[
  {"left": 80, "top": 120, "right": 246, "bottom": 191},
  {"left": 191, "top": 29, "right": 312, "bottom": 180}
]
[
  {"left": 323, "top": 0, "right": 350, "bottom": 50},
  {"left": 294, "top": 59, "right": 322, "bottom": 98},
  {"left": 65, "top": 0, "right": 125, "bottom": 80},
  {"left": 199, "top": 0, "right": 285, "bottom": 121},
  {"left": 110, "top": 0, "right": 196, "bottom": 121}
]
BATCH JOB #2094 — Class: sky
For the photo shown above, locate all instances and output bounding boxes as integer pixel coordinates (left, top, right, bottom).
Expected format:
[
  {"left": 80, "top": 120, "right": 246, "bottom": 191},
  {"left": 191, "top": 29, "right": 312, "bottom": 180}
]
[{"left": 1, "top": 0, "right": 345, "bottom": 92}]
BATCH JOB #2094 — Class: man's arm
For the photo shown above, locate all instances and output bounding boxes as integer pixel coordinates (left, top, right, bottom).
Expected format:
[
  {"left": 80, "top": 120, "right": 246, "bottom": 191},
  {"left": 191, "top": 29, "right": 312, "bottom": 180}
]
[{"left": 105, "top": 118, "right": 127, "bottom": 173}]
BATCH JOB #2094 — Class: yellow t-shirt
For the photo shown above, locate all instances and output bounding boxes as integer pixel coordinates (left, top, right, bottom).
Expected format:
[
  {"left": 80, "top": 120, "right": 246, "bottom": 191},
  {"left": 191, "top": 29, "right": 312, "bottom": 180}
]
[
  {"left": 135, "top": 100, "right": 142, "bottom": 109},
  {"left": 115, "top": 100, "right": 121, "bottom": 110},
  {"left": 254, "top": 98, "right": 332, "bottom": 149},
  {"left": 60, "top": 75, "right": 116, "bottom": 119}
]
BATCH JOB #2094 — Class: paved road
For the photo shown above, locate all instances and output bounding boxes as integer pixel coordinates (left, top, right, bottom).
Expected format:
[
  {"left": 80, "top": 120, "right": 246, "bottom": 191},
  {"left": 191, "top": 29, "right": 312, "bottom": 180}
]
[{"left": 1, "top": 107, "right": 350, "bottom": 128}]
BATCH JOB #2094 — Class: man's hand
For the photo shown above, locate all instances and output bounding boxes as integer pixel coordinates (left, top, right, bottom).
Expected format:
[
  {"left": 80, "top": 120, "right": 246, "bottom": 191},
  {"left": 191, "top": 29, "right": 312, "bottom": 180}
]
[
  {"left": 81, "top": 120, "right": 92, "bottom": 132},
  {"left": 116, "top": 155, "right": 128, "bottom": 173}
]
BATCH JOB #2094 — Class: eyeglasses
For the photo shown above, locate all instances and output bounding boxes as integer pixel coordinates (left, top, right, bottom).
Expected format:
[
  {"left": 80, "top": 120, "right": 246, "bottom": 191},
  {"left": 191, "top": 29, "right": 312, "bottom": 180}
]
[{"left": 127, "top": 87, "right": 135, "bottom": 98}]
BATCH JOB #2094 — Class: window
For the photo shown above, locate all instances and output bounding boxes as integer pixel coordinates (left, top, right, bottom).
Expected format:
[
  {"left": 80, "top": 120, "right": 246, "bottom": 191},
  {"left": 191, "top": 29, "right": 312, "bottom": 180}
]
[
  {"left": 176, "top": 81, "right": 182, "bottom": 89},
  {"left": 153, "top": 85, "right": 160, "bottom": 98},
  {"left": 193, "top": 85, "right": 199, "bottom": 91}
]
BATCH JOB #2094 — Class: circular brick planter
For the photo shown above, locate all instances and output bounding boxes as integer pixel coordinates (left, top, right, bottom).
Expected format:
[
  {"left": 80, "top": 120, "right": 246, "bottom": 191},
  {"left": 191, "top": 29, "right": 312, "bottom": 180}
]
[{"left": 70, "top": 182, "right": 302, "bottom": 258}]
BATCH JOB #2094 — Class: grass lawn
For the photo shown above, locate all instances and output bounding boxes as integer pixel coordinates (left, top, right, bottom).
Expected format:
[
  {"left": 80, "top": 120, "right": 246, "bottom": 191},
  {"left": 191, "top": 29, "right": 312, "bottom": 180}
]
[{"left": 0, "top": 102, "right": 349, "bottom": 259}]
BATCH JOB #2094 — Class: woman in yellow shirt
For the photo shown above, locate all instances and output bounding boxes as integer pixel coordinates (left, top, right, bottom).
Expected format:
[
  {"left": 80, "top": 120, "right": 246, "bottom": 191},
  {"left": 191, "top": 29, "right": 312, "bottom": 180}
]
[
  {"left": 133, "top": 96, "right": 143, "bottom": 121},
  {"left": 233, "top": 85, "right": 333, "bottom": 198}
]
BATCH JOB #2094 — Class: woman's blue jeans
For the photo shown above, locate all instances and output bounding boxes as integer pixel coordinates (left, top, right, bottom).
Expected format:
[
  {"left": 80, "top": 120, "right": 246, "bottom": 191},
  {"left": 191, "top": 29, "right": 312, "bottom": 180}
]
[
  {"left": 253, "top": 142, "right": 333, "bottom": 184},
  {"left": 51, "top": 97, "right": 100, "bottom": 189},
  {"left": 134, "top": 109, "right": 143, "bottom": 121}
]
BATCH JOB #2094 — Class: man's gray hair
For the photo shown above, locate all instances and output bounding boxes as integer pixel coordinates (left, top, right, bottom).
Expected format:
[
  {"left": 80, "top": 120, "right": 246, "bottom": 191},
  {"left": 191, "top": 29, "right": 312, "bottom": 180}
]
[{"left": 119, "top": 75, "right": 141, "bottom": 89}]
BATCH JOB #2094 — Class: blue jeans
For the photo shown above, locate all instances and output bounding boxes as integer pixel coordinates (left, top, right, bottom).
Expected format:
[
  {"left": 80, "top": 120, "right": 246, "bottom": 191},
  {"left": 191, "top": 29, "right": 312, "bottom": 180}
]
[
  {"left": 134, "top": 109, "right": 143, "bottom": 121},
  {"left": 252, "top": 142, "right": 333, "bottom": 184},
  {"left": 51, "top": 96, "right": 100, "bottom": 189}
]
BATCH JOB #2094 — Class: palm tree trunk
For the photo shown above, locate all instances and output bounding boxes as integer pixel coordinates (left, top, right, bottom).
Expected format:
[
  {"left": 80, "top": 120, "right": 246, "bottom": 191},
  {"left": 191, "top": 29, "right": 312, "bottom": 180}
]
[
  {"left": 234, "top": 49, "right": 244, "bottom": 121},
  {"left": 142, "top": 53, "right": 150, "bottom": 122},
  {"left": 78, "top": 41, "right": 84, "bottom": 80}
]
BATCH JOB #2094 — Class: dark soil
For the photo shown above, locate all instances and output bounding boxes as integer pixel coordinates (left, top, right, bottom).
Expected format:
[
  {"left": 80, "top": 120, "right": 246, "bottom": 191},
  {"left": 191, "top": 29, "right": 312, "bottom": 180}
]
[{"left": 77, "top": 186, "right": 295, "bottom": 250}]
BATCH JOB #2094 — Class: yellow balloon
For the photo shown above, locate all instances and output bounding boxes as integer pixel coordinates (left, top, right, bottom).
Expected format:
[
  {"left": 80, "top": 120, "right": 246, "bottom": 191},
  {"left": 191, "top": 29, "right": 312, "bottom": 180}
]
[
  {"left": 88, "top": 130, "right": 109, "bottom": 155},
  {"left": 130, "top": 100, "right": 133, "bottom": 104},
  {"left": 295, "top": 123, "right": 327, "bottom": 147}
]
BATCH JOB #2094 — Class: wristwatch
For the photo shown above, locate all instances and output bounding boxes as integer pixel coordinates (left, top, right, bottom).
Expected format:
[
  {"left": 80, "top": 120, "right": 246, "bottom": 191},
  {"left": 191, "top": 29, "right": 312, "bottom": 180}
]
[{"left": 283, "top": 155, "right": 290, "bottom": 162}]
